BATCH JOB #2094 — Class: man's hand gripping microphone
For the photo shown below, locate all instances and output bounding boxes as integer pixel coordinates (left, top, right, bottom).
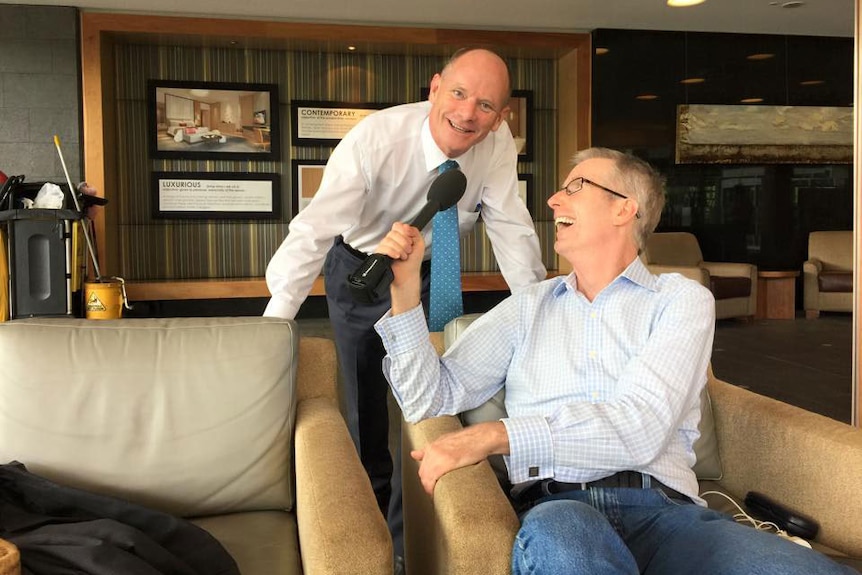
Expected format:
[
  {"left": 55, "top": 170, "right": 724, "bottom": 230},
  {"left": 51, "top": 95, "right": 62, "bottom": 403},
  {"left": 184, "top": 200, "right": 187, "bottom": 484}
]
[{"left": 347, "top": 169, "right": 467, "bottom": 304}]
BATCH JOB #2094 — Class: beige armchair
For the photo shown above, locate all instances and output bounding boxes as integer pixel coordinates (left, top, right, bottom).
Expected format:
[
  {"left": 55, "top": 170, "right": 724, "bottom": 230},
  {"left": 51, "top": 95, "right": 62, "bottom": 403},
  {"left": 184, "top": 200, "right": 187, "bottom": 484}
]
[
  {"left": 642, "top": 232, "right": 757, "bottom": 321},
  {"left": 400, "top": 315, "right": 862, "bottom": 575},
  {"left": 803, "top": 231, "right": 853, "bottom": 319}
]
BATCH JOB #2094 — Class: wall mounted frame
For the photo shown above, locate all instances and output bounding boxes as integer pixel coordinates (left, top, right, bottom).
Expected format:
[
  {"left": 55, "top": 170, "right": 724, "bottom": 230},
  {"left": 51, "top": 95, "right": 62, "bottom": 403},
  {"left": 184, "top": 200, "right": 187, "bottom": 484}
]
[
  {"left": 517, "top": 173, "right": 534, "bottom": 214},
  {"left": 291, "top": 100, "right": 391, "bottom": 146},
  {"left": 148, "top": 80, "right": 280, "bottom": 161},
  {"left": 291, "top": 159, "right": 328, "bottom": 216},
  {"left": 151, "top": 171, "right": 281, "bottom": 220},
  {"left": 676, "top": 104, "right": 853, "bottom": 164}
]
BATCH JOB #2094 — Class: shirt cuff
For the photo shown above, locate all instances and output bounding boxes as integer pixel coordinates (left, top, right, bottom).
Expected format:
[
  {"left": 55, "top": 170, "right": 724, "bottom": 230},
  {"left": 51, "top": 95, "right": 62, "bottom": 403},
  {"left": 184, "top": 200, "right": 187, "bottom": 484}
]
[
  {"left": 502, "top": 415, "right": 554, "bottom": 484},
  {"left": 374, "top": 304, "right": 429, "bottom": 355}
]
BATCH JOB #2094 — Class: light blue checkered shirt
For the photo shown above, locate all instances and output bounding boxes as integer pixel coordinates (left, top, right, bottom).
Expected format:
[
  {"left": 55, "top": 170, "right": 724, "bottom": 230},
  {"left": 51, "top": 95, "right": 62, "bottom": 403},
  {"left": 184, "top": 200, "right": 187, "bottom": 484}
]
[{"left": 375, "top": 257, "right": 715, "bottom": 502}]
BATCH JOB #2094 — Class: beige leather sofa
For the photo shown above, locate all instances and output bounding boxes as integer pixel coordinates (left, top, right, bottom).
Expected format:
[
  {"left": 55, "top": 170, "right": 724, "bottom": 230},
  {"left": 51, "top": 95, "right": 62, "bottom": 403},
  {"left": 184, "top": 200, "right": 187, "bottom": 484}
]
[
  {"left": 0, "top": 317, "right": 392, "bottom": 575},
  {"left": 401, "top": 315, "right": 862, "bottom": 575},
  {"left": 803, "top": 230, "right": 853, "bottom": 318},
  {"left": 642, "top": 232, "right": 758, "bottom": 321}
]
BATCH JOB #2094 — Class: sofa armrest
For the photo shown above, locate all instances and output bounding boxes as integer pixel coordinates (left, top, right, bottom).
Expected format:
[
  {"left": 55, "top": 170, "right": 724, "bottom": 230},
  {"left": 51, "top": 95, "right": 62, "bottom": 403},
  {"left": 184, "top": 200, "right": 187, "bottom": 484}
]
[
  {"left": 803, "top": 258, "right": 823, "bottom": 274},
  {"left": 295, "top": 397, "right": 393, "bottom": 575},
  {"left": 645, "top": 264, "right": 710, "bottom": 287},
  {"left": 402, "top": 415, "right": 519, "bottom": 575},
  {"left": 708, "top": 376, "right": 862, "bottom": 557},
  {"left": 0, "top": 538, "right": 19, "bottom": 575},
  {"left": 702, "top": 261, "right": 756, "bottom": 279}
]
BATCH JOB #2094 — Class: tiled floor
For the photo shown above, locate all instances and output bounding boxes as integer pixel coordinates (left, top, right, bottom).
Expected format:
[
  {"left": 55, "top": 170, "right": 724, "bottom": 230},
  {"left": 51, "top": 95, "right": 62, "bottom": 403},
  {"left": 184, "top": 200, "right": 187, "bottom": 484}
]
[{"left": 297, "top": 311, "right": 855, "bottom": 424}]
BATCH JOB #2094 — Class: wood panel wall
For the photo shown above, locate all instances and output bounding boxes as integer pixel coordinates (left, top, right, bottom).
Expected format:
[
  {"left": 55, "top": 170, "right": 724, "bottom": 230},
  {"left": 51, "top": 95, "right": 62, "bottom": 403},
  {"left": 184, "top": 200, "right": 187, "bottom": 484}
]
[{"left": 80, "top": 12, "right": 590, "bottom": 299}]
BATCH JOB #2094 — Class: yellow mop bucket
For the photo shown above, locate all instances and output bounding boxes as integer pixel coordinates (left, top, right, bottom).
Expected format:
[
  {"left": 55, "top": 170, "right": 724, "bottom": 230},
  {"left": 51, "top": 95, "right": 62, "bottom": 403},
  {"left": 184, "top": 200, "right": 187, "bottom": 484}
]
[{"left": 84, "top": 277, "right": 129, "bottom": 320}]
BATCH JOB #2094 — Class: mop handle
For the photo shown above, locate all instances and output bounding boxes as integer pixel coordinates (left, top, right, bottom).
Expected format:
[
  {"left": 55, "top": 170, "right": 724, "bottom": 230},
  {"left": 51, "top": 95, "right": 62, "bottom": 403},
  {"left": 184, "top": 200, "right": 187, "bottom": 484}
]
[{"left": 53, "top": 135, "right": 102, "bottom": 281}]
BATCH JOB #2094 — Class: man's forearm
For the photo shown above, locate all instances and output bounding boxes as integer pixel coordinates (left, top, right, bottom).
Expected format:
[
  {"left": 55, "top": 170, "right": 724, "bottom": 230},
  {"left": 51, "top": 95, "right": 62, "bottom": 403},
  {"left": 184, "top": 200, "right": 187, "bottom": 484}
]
[{"left": 390, "top": 272, "right": 422, "bottom": 315}]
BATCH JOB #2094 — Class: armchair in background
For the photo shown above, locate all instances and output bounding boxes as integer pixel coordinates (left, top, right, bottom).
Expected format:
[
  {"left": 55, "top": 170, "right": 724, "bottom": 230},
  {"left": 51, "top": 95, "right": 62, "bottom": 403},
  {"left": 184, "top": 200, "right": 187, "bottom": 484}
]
[
  {"left": 803, "top": 230, "right": 853, "bottom": 319},
  {"left": 642, "top": 232, "right": 757, "bottom": 321}
]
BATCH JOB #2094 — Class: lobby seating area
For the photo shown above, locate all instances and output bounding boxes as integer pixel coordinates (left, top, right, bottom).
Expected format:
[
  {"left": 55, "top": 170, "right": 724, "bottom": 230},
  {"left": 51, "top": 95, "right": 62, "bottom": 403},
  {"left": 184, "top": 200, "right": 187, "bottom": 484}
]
[
  {"left": 804, "top": 230, "right": 854, "bottom": 319},
  {"left": 642, "top": 232, "right": 758, "bottom": 321}
]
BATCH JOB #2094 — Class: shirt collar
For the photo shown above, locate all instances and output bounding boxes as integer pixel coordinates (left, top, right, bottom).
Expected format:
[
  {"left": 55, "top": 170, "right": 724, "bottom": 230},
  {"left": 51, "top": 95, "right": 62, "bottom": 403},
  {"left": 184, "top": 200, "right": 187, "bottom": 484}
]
[{"left": 552, "top": 256, "right": 657, "bottom": 298}]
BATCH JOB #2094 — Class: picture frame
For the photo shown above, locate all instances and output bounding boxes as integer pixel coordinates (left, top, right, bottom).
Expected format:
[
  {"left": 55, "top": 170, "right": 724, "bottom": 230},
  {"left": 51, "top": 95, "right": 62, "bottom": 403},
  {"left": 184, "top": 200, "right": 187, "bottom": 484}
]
[
  {"left": 419, "top": 88, "right": 533, "bottom": 161},
  {"left": 517, "top": 173, "right": 534, "bottom": 214},
  {"left": 151, "top": 171, "right": 281, "bottom": 220},
  {"left": 291, "top": 159, "right": 328, "bottom": 216},
  {"left": 291, "top": 100, "right": 392, "bottom": 146},
  {"left": 147, "top": 80, "right": 280, "bottom": 161}
]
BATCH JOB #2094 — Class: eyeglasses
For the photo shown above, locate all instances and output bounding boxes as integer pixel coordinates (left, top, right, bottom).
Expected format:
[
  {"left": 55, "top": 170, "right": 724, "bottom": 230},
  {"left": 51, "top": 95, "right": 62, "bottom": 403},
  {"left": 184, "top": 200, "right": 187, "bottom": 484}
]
[{"left": 558, "top": 176, "right": 641, "bottom": 219}]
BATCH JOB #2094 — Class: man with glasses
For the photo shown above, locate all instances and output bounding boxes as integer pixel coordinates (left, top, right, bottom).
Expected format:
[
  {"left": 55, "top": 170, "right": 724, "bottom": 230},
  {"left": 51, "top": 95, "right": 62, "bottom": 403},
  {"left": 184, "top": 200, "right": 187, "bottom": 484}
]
[{"left": 372, "top": 147, "right": 855, "bottom": 574}]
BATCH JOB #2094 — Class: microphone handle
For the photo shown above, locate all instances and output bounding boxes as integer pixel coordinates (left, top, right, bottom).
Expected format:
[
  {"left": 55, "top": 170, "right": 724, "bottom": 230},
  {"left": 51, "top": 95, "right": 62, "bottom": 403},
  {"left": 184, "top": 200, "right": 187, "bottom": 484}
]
[
  {"left": 347, "top": 253, "right": 394, "bottom": 304},
  {"left": 409, "top": 201, "right": 442, "bottom": 231}
]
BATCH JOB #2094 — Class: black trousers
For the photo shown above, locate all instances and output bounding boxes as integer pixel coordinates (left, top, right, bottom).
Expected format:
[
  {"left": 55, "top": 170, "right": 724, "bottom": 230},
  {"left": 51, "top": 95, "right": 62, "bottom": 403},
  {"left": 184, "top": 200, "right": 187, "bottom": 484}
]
[{"left": 323, "top": 237, "right": 430, "bottom": 558}]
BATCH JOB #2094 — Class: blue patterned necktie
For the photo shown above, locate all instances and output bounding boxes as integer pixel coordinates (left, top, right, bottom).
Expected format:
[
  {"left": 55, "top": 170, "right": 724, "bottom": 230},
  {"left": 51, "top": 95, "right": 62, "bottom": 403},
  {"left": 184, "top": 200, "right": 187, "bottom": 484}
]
[{"left": 429, "top": 160, "right": 463, "bottom": 331}]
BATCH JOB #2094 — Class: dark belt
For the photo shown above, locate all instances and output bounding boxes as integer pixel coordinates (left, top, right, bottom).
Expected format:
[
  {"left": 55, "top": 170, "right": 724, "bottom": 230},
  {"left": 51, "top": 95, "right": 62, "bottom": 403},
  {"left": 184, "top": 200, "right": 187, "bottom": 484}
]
[
  {"left": 514, "top": 471, "right": 690, "bottom": 506},
  {"left": 338, "top": 236, "right": 431, "bottom": 272}
]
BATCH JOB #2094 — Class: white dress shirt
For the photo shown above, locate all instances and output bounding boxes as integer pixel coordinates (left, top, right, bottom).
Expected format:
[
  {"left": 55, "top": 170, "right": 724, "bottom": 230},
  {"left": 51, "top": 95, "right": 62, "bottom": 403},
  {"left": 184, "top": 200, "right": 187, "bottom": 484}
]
[
  {"left": 264, "top": 100, "right": 546, "bottom": 319},
  {"left": 374, "top": 258, "right": 716, "bottom": 504}
]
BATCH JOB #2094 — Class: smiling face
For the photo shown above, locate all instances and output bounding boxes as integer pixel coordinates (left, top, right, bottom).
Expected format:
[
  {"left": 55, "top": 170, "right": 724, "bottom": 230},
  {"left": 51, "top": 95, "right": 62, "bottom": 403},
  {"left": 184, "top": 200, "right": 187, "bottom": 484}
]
[
  {"left": 427, "top": 49, "right": 510, "bottom": 158},
  {"left": 548, "top": 157, "right": 634, "bottom": 264}
]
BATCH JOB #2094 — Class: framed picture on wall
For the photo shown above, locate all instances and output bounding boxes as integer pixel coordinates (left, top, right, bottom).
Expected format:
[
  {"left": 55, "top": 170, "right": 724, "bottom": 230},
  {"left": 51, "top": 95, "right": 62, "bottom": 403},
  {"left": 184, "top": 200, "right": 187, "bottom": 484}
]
[
  {"left": 147, "top": 80, "right": 280, "bottom": 161},
  {"left": 291, "top": 100, "right": 393, "bottom": 146},
  {"left": 151, "top": 171, "right": 281, "bottom": 219},
  {"left": 419, "top": 88, "right": 533, "bottom": 161},
  {"left": 517, "top": 173, "right": 533, "bottom": 214},
  {"left": 291, "top": 159, "right": 328, "bottom": 216}
]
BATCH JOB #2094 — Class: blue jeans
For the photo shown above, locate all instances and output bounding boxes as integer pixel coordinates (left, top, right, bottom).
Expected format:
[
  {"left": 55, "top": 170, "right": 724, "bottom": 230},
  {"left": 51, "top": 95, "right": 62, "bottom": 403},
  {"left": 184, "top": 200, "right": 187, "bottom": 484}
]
[{"left": 512, "top": 488, "right": 858, "bottom": 575}]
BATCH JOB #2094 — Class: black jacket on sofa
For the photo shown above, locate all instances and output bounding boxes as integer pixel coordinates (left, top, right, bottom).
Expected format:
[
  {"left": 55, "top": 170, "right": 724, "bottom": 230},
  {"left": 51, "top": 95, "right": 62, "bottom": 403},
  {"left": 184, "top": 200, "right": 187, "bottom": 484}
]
[{"left": 0, "top": 462, "right": 240, "bottom": 575}]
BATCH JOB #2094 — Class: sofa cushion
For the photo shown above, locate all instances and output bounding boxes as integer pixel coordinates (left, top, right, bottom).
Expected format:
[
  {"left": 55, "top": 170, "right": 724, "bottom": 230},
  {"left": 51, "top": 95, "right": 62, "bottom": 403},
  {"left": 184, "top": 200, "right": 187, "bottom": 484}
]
[
  {"left": 818, "top": 271, "right": 852, "bottom": 293},
  {"left": 448, "top": 314, "right": 722, "bottom": 482},
  {"left": 0, "top": 317, "right": 298, "bottom": 518},
  {"left": 709, "top": 276, "right": 751, "bottom": 300},
  {"left": 191, "top": 511, "right": 301, "bottom": 575}
]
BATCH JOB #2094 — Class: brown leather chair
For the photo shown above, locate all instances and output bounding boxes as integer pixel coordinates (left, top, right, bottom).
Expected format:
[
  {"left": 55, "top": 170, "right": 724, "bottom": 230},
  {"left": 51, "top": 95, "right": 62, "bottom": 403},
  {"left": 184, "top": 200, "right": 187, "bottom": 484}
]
[{"left": 642, "top": 232, "right": 757, "bottom": 321}]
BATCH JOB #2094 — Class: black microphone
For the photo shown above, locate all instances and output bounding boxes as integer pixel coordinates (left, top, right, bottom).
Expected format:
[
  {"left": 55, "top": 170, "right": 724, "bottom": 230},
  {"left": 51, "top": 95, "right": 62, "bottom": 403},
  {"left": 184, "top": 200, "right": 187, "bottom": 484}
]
[{"left": 347, "top": 169, "right": 467, "bottom": 304}]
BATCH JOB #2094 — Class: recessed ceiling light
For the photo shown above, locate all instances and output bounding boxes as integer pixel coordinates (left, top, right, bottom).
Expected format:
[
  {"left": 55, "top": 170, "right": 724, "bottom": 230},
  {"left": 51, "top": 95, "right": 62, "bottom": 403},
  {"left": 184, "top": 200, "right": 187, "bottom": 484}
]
[
  {"left": 747, "top": 53, "right": 775, "bottom": 61},
  {"left": 667, "top": 0, "right": 707, "bottom": 6},
  {"left": 800, "top": 79, "right": 825, "bottom": 86},
  {"left": 635, "top": 94, "right": 659, "bottom": 100},
  {"left": 680, "top": 77, "right": 706, "bottom": 84},
  {"left": 347, "top": 45, "right": 357, "bottom": 51},
  {"left": 782, "top": 1, "right": 804, "bottom": 7},
  {"left": 740, "top": 97, "right": 764, "bottom": 103},
  {"left": 595, "top": 47, "right": 609, "bottom": 56}
]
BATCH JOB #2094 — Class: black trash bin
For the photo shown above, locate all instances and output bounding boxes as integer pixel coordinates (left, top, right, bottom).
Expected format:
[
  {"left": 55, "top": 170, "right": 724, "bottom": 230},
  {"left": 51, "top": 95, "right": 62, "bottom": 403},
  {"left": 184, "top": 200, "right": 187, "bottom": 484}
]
[{"left": 0, "top": 181, "right": 82, "bottom": 319}]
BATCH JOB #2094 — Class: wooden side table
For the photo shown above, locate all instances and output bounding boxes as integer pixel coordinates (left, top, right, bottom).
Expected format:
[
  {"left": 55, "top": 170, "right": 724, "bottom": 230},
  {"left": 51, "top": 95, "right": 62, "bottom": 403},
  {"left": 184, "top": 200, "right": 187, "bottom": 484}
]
[{"left": 756, "top": 270, "right": 800, "bottom": 320}]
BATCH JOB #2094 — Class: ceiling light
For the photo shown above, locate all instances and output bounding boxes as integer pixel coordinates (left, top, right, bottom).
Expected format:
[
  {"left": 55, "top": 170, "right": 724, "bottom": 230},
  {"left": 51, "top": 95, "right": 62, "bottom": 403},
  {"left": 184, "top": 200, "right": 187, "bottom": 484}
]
[
  {"left": 347, "top": 45, "right": 356, "bottom": 51},
  {"left": 800, "top": 80, "right": 825, "bottom": 86},
  {"left": 747, "top": 53, "right": 775, "bottom": 61},
  {"left": 740, "top": 97, "right": 764, "bottom": 103},
  {"left": 680, "top": 77, "right": 706, "bottom": 84},
  {"left": 635, "top": 94, "right": 659, "bottom": 100},
  {"left": 189, "top": 89, "right": 210, "bottom": 98},
  {"left": 782, "top": 1, "right": 804, "bottom": 7},
  {"left": 667, "top": 0, "right": 707, "bottom": 6},
  {"left": 595, "top": 47, "right": 609, "bottom": 56}
]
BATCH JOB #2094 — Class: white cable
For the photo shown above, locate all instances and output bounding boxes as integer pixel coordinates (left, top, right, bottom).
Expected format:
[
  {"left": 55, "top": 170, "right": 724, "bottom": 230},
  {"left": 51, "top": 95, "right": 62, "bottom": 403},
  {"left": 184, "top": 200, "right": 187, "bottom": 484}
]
[{"left": 700, "top": 490, "right": 786, "bottom": 535}]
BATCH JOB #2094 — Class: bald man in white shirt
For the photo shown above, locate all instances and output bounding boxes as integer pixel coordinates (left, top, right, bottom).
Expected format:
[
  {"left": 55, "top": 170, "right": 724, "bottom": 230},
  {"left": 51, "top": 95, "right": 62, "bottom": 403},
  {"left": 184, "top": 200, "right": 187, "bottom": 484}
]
[{"left": 264, "top": 48, "right": 546, "bottom": 566}]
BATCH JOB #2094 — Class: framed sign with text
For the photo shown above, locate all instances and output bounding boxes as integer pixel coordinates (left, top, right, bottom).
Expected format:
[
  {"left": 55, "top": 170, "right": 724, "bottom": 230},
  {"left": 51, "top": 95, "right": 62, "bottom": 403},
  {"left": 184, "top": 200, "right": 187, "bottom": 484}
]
[
  {"left": 151, "top": 172, "right": 281, "bottom": 220},
  {"left": 290, "top": 100, "right": 392, "bottom": 146}
]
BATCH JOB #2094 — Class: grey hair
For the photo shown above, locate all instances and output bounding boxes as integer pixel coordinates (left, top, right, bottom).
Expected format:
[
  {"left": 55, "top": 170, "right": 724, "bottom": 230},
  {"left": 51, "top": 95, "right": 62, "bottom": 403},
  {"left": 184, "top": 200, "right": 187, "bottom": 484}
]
[{"left": 571, "top": 147, "right": 666, "bottom": 251}]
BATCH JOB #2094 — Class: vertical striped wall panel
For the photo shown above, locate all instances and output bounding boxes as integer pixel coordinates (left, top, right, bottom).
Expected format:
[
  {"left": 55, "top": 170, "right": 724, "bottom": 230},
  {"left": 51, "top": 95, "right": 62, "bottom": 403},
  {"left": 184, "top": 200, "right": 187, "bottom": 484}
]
[{"left": 113, "top": 44, "right": 558, "bottom": 280}]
